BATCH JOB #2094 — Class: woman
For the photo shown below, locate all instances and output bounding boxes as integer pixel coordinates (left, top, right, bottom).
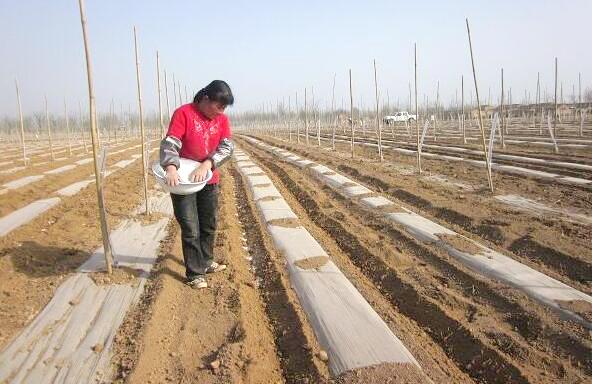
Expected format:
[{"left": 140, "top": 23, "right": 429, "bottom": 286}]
[{"left": 160, "top": 80, "right": 234, "bottom": 289}]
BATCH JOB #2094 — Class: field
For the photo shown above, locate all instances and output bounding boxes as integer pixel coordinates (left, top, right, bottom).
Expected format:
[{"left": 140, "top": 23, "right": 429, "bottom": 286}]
[{"left": 0, "top": 108, "right": 591, "bottom": 384}]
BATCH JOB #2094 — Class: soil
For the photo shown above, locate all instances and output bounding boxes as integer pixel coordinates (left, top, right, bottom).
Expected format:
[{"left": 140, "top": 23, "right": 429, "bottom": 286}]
[
  {"left": 0, "top": 141, "right": 158, "bottom": 349},
  {"left": 267, "top": 218, "right": 301, "bottom": 228},
  {"left": 294, "top": 256, "right": 330, "bottom": 270},
  {"left": 235, "top": 135, "right": 592, "bottom": 383},
  {"left": 111, "top": 168, "right": 287, "bottom": 383},
  {"left": 255, "top": 135, "right": 592, "bottom": 296},
  {"left": 437, "top": 234, "right": 484, "bottom": 255},
  {"left": 557, "top": 300, "right": 592, "bottom": 323},
  {"left": 89, "top": 267, "right": 142, "bottom": 286},
  {"left": 336, "top": 363, "right": 429, "bottom": 384},
  {"left": 4, "top": 134, "right": 592, "bottom": 383}
]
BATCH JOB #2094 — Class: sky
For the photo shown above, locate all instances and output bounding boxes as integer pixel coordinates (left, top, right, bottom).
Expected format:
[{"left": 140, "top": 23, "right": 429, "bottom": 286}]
[{"left": 1, "top": 0, "right": 591, "bottom": 118}]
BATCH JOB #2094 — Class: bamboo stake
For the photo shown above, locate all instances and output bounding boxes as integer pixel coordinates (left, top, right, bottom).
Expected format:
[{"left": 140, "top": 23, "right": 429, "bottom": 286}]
[
  {"left": 156, "top": 51, "right": 164, "bottom": 138},
  {"left": 435, "top": 80, "right": 439, "bottom": 141},
  {"left": 178, "top": 80, "right": 182, "bottom": 105},
  {"left": 172, "top": 73, "right": 177, "bottom": 107},
  {"left": 414, "top": 43, "right": 420, "bottom": 173},
  {"left": 500, "top": 68, "right": 506, "bottom": 149},
  {"left": 461, "top": 75, "right": 466, "bottom": 144},
  {"left": 296, "top": 91, "right": 300, "bottom": 143},
  {"left": 304, "top": 87, "right": 308, "bottom": 145},
  {"left": 64, "top": 98, "right": 72, "bottom": 156},
  {"left": 331, "top": 73, "right": 336, "bottom": 150},
  {"left": 79, "top": 101, "right": 88, "bottom": 153},
  {"left": 554, "top": 57, "right": 558, "bottom": 139},
  {"left": 133, "top": 26, "right": 149, "bottom": 215},
  {"left": 349, "top": 69, "right": 354, "bottom": 158},
  {"left": 77, "top": 0, "right": 113, "bottom": 274},
  {"left": 466, "top": 18, "right": 494, "bottom": 193},
  {"left": 373, "top": 59, "right": 383, "bottom": 161},
  {"left": 164, "top": 69, "right": 171, "bottom": 120},
  {"left": 15, "top": 79, "right": 27, "bottom": 165},
  {"left": 44, "top": 95, "right": 55, "bottom": 161},
  {"left": 536, "top": 72, "right": 541, "bottom": 135}
]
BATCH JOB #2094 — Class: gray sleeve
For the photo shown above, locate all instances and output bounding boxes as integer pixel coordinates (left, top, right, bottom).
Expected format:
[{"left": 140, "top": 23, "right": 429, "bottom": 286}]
[
  {"left": 209, "top": 137, "right": 234, "bottom": 169},
  {"left": 160, "top": 136, "right": 182, "bottom": 169}
]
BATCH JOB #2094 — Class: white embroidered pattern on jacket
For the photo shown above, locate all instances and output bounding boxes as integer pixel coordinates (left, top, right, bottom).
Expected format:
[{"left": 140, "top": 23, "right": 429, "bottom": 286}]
[{"left": 193, "top": 118, "right": 219, "bottom": 154}]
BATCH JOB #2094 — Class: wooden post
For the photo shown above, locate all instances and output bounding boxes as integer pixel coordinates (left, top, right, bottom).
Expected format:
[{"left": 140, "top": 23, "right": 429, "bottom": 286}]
[
  {"left": 133, "top": 26, "right": 149, "bottom": 215},
  {"left": 64, "top": 98, "right": 72, "bottom": 156},
  {"left": 331, "top": 73, "right": 336, "bottom": 150},
  {"left": 296, "top": 91, "right": 300, "bottom": 143},
  {"left": 435, "top": 80, "right": 439, "bottom": 141},
  {"left": 44, "top": 95, "right": 55, "bottom": 160},
  {"left": 156, "top": 51, "right": 164, "bottom": 138},
  {"left": 466, "top": 18, "right": 494, "bottom": 193},
  {"left": 77, "top": 0, "right": 113, "bottom": 274},
  {"left": 461, "top": 75, "right": 466, "bottom": 144},
  {"left": 172, "top": 73, "right": 177, "bottom": 107},
  {"left": 554, "top": 57, "right": 558, "bottom": 137},
  {"left": 536, "top": 72, "right": 541, "bottom": 135},
  {"left": 304, "top": 87, "right": 309, "bottom": 145},
  {"left": 164, "top": 69, "right": 171, "bottom": 120},
  {"left": 15, "top": 79, "right": 27, "bottom": 165},
  {"left": 414, "top": 43, "right": 421, "bottom": 173},
  {"left": 500, "top": 68, "right": 506, "bottom": 149},
  {"left": 579, "top": 72, "right": 583, "bottom": 137},
  {"left": 178, "top": 80, "right": 182, "bottom": 106},
  {"left": 349, "top": 69, "right": 354, "bottom": 158},
  {"left": 373, "top": 59, "right": 383, "bottom": 161}
]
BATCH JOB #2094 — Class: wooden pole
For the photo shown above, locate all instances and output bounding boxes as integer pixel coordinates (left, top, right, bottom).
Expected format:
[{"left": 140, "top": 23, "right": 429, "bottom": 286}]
[
  {"left": 64, "top": 98, "right": 72, "bottom": 156},
  {"left": 373, "top": 59, "right": 383, "bottom": 161},
  {"left": 133, "top": 26, "right": 149, "bottom": 215},
  {"left": 500, "top": 68, "right": 506, "bottom": 148},
  {"left": 156, "top": 51, "right": 164, "bottom": 138},
  {"left": 579, "top": 72, "right": 583, "bottom": 137},
  {"left": 304, "top": 87, "right": 308, "bottom": 145},
  {"left": 164, "top": 69, "right": 171, "bottom": 121},
  {"left": 15, "top": 79, "right": 27, "bottom": 165},
  {"left": 414, "top": 43, "right": 421, "bottom": 173},
  {"left": 331, "top": 73, "right": 336, "bottom": 150},
  {"left": 435, "top": 80, "right": 439, "bottom": 141},
  {"left": 554, "top": 57, "right": 558, "bottom": 137},
  {"left": 77, "top": 0, "right": 113, "bottom": 274},
  {"left": 178, "top": 80, "right": 182, "bottom": 105},
  {"left": 461, "top": 75, "right": 466, "bottom": 144},
  {"left": 349, "top": 69, "right": 355, "bottom": 158},
  {"left": 466, "top": 18, "right": 494, "bottom": 193},
  {"left": 296, "top": 91, "right": 300, "bottom": 143},
  {"left": 44, "top": 95, "right": 55, "bottom": 161},
  {"left": 536, "top": 72, "right": 541, "bottom": 135}
]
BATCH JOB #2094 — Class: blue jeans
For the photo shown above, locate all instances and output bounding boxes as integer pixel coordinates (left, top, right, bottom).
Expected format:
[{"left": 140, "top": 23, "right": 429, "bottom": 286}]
[{"left": 170, "top": 184, "right": 219, "bottom": 280}]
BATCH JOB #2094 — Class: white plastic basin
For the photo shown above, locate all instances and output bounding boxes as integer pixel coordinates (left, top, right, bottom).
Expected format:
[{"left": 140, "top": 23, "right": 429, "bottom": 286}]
[{"left": 151, "top": 158, "right": 213, "bottom": 195}]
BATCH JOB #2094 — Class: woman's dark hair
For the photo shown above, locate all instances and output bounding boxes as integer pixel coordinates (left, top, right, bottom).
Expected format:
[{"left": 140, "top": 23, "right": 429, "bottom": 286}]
[{"left": 193, "top": 80, "right": 234, "bottom": 106}]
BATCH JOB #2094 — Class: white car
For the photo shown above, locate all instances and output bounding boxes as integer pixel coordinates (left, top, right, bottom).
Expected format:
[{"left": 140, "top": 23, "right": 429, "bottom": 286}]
[{"left": 383, "top": 111, "right": 417, "bottom": 124}]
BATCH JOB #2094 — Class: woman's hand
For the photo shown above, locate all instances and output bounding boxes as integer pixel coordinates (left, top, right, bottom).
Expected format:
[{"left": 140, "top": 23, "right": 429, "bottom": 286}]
[
  {"left": 165, "top": 165, "right": 180, "bottom": 186},
  {"left": 189, "top": 159, "right": 213, "bottom": 182}
]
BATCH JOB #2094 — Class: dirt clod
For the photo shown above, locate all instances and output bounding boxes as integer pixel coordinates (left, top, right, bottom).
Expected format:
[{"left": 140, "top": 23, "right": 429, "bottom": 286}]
[
  {"left": 294, "top": 256, "right": 329, "bottom": 270},
  {"left": 210, "top": 359, "right": 221, "bottom": 370},
  {"left": 437, "top": 233, "right": 483, "bottom": 255},
  {"left": 267, "top": 218, "right": 301, "bottom": 228},
  {"left": 556, "top": 300, "right": 592, "bottom": 322}
]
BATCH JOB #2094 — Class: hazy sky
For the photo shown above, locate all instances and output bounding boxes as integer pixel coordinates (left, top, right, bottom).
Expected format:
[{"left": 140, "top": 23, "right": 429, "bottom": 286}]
[{"left": 1, "top": 0, "right": 590, "bottom": 117}]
